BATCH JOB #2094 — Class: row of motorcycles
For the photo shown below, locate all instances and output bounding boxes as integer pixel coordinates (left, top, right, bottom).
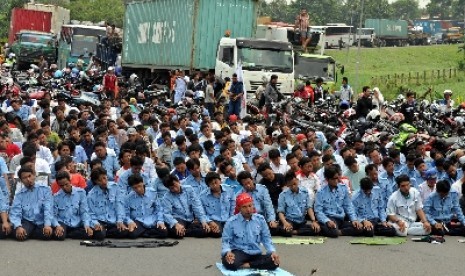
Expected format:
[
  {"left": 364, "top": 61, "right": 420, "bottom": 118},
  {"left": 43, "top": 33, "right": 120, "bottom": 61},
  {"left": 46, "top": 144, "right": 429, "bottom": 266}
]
[
  {"left": 245, "top": 91, "right": 465, "bottom": 157},
  {"left": 2, "top": 62, "right": 465, "bottom": 157}
]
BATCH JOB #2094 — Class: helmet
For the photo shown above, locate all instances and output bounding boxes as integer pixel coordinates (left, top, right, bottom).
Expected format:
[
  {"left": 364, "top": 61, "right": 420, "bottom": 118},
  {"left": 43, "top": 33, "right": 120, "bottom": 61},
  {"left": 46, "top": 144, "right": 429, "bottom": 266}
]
[
  {"left": 196, "top": 90, "right": 205, "bottom": 100},
  {"left": 367, "top": 109, "right": 381, "bottom": 121},
  {"left": 107, "top": 66, "right": 115, "bottom": 71},
  {"left": 50, "top": 64, "right": 58, "bottom": 70},
  {"left": 71, "top": 67, "right": 80, "bottom": 74},
  {"left": 8, "top": 53, "right": 15, "bottom": 58},
  {"left": 430, "top": 103, "right": 439, "bottom": 113},
  {"left": 339, "top": 100, "right": 350, "bottom": 110},
  {"left": 54, "top": 70, "right": 63, "bottom": 79},
  {"left": 444, "top": 89, "right": 453, "bottom": 95},
  {"left": 396, "top": 94, "right": 405, "bottom": 101},
  {"left": 296, "top": 84, "right": 305, "bottom": 91},
  {"left": 6, "top": 78, "right": 14, "bottom": 86}
]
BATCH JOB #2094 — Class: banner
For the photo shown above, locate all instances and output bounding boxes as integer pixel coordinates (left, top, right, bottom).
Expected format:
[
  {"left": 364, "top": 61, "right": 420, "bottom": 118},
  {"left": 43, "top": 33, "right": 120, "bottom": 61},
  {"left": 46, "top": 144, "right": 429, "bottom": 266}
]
[{"left": 235, "top": 62, "right": 247, "bottom": 119}]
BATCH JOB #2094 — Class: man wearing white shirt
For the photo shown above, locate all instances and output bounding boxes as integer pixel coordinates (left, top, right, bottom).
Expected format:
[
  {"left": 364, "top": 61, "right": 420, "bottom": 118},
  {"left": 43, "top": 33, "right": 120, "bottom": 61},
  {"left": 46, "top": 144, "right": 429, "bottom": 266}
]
[
  {"left": 386, "top": 174, "right": 432, "bottom": 236},
  {"left": 268, "top": 149, "right": 289, "bottom": 175}
]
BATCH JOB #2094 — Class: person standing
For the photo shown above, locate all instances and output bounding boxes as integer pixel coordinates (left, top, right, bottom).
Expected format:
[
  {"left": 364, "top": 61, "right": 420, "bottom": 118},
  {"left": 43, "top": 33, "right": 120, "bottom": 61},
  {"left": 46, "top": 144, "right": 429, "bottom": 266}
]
[
  {"left": 221, "top": 193, "right": 280, "bottom": 271},
  {"left": 102, "top": 67, "right": 118, "bottom": 100},
  {"left": 294, "top": 8, "right": 310, "bottom": 52},
  {"left": 340, "top": 77, "right": 353, "bottom": 104},
  {"left": 205, "top": 76, "right": 216, "bottom": 116},
  {"left": 228, "top": 73, "right": 243, "bottom": 117},
  {"left": 263, "top": 75, "right": 282, "bottom": 113},
  {"left": 174, "top": 70, "right": 187, "bottom": 103},
  {"left": 355, "top": 86, "right": 373, "bottom": 121}
]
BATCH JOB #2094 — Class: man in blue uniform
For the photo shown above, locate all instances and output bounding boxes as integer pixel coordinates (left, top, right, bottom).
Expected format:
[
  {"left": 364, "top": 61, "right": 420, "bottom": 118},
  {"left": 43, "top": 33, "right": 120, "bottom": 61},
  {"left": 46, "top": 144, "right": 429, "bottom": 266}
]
[
  {"left": 118, "top": 155, "right": 151, "bottom": 193},
  {"left": 53, "top": 171, "right": 105, "bottom": 240},
  {"left": 221, "top": 192, "right": 280, "bottom": 271},
  {"left": 162, "top": 175, "right": 210, "bottom": 238},
  {"left": 125, "top": 174, "right": 168, "bottom": 239},
  {"left": 352, "top": 177, "right": 396, "bottom": 237},
  {"left": 183, "top": 158, "right": 208, "bottom": 195},
  {"left": 201, "top": 172, "right": 235, "bottom": 237},
  {"left": 237, "top": 171, "right": 279, "bottom": 235},
  {"left": 424, "top": 180, "right": 465, "bottom": 236},
  {"left": 87, "top": 167, "right": 129, "bottom": 238},
  {"left": 277, "top": 172, "right": 320, "bottom": 236},
  {"left": 0, "top": 180, "right": 11, "bottom": 239},
  {"left": 314, "top": 167, "right": 363, "bottom": 238},
  {"left": 9, "top": 166, "right": 57, "bottom": 241}
]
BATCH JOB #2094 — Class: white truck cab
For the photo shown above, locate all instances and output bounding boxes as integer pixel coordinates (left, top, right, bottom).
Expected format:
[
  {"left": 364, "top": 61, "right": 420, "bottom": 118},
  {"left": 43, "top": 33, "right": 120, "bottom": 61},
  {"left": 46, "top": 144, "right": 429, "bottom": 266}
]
[{"left": 215, "top": 37, "right": 295, "bottom": 99}]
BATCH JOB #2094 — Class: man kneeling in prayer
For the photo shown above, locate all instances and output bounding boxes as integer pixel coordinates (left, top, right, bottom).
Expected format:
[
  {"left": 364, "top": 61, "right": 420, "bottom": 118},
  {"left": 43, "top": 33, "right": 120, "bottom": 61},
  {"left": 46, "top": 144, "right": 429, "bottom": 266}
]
[{"left": 221, "top": 193, "right": 280, "bottom": 271}]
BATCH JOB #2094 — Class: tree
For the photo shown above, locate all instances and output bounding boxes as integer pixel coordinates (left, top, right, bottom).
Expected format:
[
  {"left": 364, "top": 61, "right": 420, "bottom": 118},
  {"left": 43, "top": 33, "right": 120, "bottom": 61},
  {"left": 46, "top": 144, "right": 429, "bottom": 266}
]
[
  {"left": 68, "top": 0, "right": 125, "bottom": 27},
  {"left": 390, "top": 0, "right": 421, "bottom": 20},
  {"left": 0, "top": 0, "right": 29, "bottom": 40},
  {"left": 426, "top": 0, "right": 454, "bottom": 19}
]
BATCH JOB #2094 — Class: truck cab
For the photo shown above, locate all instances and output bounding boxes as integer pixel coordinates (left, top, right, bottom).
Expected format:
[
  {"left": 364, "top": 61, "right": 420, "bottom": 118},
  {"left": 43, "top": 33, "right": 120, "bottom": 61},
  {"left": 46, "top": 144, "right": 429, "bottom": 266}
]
[
  {"left": 294, "top": 53, "right": 337, "bottom": 93},
  {"left": 215, "top": 37, "right": 295, "bottom": 98},
  {"left": 11, "top": 30, "right": 57, "bottom": 69}
]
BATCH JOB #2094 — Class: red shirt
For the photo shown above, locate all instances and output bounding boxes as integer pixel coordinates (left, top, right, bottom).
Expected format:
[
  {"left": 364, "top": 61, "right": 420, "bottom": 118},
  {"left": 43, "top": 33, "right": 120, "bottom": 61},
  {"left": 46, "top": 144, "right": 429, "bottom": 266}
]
[
  {"left": 51, "top": 173, "right": 87, "bottom": 194},
  {"left": 0, "top": 143, "right": 21, "bottom": 159},
  {"left": 104, "top": 74, "right": 117, "bottom": 91}
]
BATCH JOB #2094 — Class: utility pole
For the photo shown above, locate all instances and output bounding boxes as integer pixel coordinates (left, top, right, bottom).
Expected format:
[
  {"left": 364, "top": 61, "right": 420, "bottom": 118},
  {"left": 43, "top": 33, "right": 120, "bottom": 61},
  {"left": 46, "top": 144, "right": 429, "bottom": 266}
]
[{"left": 356, "top": 0, "right": 365, "bottom": 93}]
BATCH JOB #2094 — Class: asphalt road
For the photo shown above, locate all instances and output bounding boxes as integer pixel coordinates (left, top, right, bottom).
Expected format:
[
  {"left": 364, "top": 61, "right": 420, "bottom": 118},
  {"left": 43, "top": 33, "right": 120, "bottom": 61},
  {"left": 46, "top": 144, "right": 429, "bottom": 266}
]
[{"left": 2, "top": 236, "right": 464, "bottom": 276}]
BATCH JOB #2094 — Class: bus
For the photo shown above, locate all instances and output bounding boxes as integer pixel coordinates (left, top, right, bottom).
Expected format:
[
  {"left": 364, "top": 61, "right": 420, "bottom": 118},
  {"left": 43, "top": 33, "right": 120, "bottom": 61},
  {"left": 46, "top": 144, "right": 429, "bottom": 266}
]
[
  {"left": 312, "top": 24, "right": 354, "bottom": 49},
  {"left": 58, "top": 24, "right": 106, "bottom": 68}
]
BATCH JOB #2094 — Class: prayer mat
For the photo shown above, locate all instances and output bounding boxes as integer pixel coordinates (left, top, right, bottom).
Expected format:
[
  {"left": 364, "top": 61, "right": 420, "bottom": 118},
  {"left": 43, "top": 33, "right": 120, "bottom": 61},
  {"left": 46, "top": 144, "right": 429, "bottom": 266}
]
[
  {"left": 272, "top": 237, "right": 326, "bottom": 245},
  {"left": 216, "top": 263, "right": 295, "bottom": 276},
  {"left": 350, "top": 237, "right": 407, "bottom": 245}
]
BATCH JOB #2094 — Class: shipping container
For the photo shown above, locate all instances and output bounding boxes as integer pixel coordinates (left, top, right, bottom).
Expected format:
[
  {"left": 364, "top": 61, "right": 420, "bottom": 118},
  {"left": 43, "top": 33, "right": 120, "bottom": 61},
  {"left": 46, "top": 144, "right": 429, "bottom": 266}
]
[
  {"left": 413, "top": 19, "right": 442, "bottom": 35},
  {"left": 364, "top": 19, "right": 408, "bottom": 39},
  {"left": 9, "top": 8, "right": 52, "bottom": 45},
  {"left": 440, "top": 20, "right": 453, "bottom": 30},
  {"left": 122, "top": 0, "right": 258, "bottom": 70},
  {"left": 24, "top": 3, "right": 70, "bottom": 37}
]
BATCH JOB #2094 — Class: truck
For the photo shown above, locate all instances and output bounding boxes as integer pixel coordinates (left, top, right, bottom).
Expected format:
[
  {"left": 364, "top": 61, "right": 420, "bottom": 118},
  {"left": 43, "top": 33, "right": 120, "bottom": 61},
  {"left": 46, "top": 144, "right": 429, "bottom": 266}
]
[
  {"left": 10, "top": 30, "right": 58, "bottom": 69},
  {"left": 365, "top": 19, "right": 409, "bottom": 47},
  {"left": 23, "top": 3, "right": 70, "bottom": 36},
  {"left": 353, "top": 28, "right": 375, "bottom": 47},
  {"left": 58, "top": 24, "right": 107, "bottom": 69},
  {"left": 119, "top": 0, "right": 295, "bottom": 95},
  {"left": 294, "top": 53, "right": 337, "bottom": 93},
  {"left": 443, "top": 27, "right": 464, "bottom": 43},
  {"left": 8, "top": 8, "right": 53, "bottom": 45}
]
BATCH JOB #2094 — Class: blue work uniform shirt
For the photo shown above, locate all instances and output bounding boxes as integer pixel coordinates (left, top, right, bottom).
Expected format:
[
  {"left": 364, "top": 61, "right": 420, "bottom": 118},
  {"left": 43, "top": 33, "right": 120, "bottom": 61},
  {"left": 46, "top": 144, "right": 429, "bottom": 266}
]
[
  {"left": 200, "top": 185, "right": 235, "bottom": 223},
  {"left": 87, "top": 183, "right": 125, "bottom": 226},
  {"left": 277, "top": 186, "right": 313, "bottom": 224},
  {"left": 221, "top": 213, "right": 275, "bottom": 256},
  {"left": 125, "top": 187, "right": 164, "bottom": 228},
  {"left": 351, "top": 186, "right": 387, "bottom": 222},
  {"left": 118, "top": 169, "right": 152, "bottom": 193},
  {"left": 314, "top": 183, "right": 358, "bottom": 224},
  {"left": 424, "top": 190, "right": 465, "bottom": 225},
  {"left": 9, "top": 184, "right": 54, "bottom": 228},
  {"left": 182, "top": 174, "right": 208, "bottom": 195},
  {"left": 52, "top": 187, "right": 91, "bottom": 228},
  {"left": 162, "top": 185, "right": 207, "bottom": 228}
]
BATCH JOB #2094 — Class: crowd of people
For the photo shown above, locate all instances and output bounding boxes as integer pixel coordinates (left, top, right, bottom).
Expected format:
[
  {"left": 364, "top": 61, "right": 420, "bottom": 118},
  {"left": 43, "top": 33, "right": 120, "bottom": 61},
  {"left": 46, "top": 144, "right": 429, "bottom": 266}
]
[{"left": 1, "top": 64, "right": 465, "bottom": 271}]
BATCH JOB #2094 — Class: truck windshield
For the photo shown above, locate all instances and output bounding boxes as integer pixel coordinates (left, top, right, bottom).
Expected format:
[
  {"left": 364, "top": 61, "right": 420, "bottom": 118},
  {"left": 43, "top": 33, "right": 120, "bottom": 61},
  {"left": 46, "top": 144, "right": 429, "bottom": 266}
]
[
  {"left": 20, "top": 34, "right": 54, "bottom": 45},
  {"left": 295, "top": 57, "right": 335, "bottom": 80},
  {"left": 71, "top": 35, "right": 99, "bottom": 56},
  {"left": 238, "top": 48, "right": 293, "bottom": 73}
]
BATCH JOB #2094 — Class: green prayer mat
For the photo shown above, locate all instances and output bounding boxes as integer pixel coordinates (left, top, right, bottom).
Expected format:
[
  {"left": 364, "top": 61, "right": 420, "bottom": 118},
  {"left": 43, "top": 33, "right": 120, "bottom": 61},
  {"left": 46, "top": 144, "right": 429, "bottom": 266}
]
[
  {"left": 350, "top": 237, "right": 407, "bottom": 245},
  {"left": 272, "top": 237, "right": 326, "bottom": 245}
]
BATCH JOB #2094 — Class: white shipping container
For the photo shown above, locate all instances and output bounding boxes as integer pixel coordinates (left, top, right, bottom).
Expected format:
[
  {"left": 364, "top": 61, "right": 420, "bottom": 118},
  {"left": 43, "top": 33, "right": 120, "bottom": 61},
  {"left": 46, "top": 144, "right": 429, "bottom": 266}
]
[{"left": 24, "top": 3, "right": 70, "bottom": 36}]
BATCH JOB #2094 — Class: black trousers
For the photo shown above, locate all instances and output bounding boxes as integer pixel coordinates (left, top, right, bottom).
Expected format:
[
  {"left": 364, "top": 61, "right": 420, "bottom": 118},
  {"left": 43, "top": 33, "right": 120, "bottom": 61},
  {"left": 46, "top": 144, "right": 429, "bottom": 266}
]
[
  {"left": 127, "top": 221, "right": 168, "bottom": 239},
  {"left": 431, "top": 221, "right": 465, "bottom": 236},
  {"left": 100, "top": 222, "right": 129, "bottom": 239},
  {"left": 14, "top": 220, "right": 62, "bottom": 241},
  {"left": 207, "top": 220, "right": 225, "bottom": 238},
  {"left": 363, "top": 219, "right": 397, "bottom": 237},
  {"left": 168, "top": 219, "right": 208, "bottom": 239},
  {"left": 319, "top": 217, "right": 364, "bottom": 238},
  {"left": 61, "top": 224, "right": 105, "bottom": 240},
  {"left": 222, "top": 250, "right": 278, "bottom": 271},
  {"left": 279, "top": 220, "right": 318, "bottom": 237}
]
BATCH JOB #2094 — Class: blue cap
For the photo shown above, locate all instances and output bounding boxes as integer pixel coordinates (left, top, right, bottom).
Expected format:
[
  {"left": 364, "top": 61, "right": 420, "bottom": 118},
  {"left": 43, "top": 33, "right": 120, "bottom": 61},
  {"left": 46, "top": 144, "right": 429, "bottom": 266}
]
[{"left": 424, "top": 169, "right": 438, "bottom": 180}]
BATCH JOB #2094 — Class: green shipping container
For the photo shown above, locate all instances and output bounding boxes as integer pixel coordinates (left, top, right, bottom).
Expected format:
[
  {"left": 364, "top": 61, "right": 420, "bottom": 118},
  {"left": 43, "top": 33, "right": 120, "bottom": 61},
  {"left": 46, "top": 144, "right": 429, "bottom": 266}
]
[
  {"left": 364, "top": 19, "right": 408, "bottom": 39},
  {"left": 122, "top": 0, "right": 258, "bottom": 70}
]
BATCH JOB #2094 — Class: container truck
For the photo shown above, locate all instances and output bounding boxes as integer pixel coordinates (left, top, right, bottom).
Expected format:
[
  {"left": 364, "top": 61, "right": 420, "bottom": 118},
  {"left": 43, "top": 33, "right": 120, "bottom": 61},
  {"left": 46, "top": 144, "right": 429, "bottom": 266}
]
[
  {"left": 119, "top": 0, "right": 295, "bottom": 95},
  {"left": 23, "top": 3, "right": 70, "bottom": 36},
  {"left": 365, "top": 19, "right": 409, "bottom": 47},
  {"left": 8, "top": 8, "right": 53, "bottom": 45}
]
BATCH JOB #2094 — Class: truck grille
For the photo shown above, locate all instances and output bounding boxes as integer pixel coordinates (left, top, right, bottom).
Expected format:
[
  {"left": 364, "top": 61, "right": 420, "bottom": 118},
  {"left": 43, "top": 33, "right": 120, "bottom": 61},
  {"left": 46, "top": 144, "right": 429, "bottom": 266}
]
[{"left": 249, "top": 81, "right": 282, "bottom": 92}]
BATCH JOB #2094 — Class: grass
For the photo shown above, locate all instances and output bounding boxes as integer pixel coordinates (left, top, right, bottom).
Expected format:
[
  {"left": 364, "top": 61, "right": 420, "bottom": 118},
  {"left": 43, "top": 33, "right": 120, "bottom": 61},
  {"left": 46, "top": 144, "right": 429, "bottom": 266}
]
[{"left": 325, "top": 44, "right": 465, "bottom": 100}]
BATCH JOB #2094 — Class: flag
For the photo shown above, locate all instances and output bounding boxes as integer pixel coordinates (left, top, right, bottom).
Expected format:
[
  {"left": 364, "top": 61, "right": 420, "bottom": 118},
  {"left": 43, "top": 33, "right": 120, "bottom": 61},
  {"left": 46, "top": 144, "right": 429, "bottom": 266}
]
[{"left": 235, "top": 62, "right": 247, "bottom": 119}]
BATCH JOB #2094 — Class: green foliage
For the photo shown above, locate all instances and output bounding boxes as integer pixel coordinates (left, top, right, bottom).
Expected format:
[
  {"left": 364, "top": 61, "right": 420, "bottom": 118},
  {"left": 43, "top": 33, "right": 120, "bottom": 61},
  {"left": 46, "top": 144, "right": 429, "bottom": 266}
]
[
  {"left": 68, "top": 0, "right": 125, "bottom": 27},
  {"left": 0, "top": 0, "right": 29, "bottom": 39}
]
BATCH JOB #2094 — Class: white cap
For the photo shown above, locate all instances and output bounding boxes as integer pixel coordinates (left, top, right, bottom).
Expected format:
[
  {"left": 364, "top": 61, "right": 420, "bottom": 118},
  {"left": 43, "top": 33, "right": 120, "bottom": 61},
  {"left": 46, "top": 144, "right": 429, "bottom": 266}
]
[
  {"left": 28, "top": 114, "right": 37, "bottom": 121},
  {"left": 459, "top": 156, "right": 465, "bottom": 165},
  {"left": 107, "top": 66, "right": 115, "bottom": 71}
]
